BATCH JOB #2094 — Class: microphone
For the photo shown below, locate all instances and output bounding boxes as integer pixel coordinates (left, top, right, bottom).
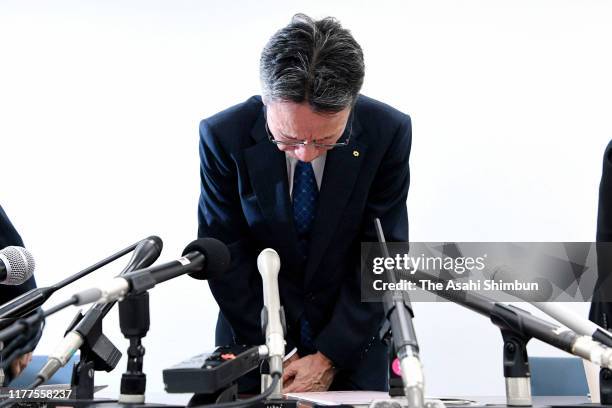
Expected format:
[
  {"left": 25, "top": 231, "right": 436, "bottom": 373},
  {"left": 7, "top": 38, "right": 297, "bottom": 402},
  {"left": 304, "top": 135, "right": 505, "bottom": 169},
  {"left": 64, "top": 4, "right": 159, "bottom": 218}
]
[
  {"left": 0, "top": 238, "right": 143, "bottom": 329},
  {"left": 398, "top": 268, "right": 612, "bottom": 406},
  {"left": 79, "top": 238, "right": 230, "bottom": 304},
  {"left": 36, "top": 236, "right": 164, "bottom": 384},
  {"left": 492, "top": 267, "right": 612, "bottom": 348},
  {"left": 402, "top": 268, "right": 612, "bottom": 368},
  {"left": 490, "top": 267, "right": 556, "bottom": 303},
  {"left": 119, "top": 236, "right": 164, "bottom": 274},
  {"left": 0, "top": 246, "right": 35, "bottom": 285},
  {"left": 257, "top": 248, "right": 285, "bottom": 398},
  {"left": 534, "top": 302, "right": 612, "bottom": 348},
  {"left": 374, "top": 219, "right": 424, "bottom": 408}
]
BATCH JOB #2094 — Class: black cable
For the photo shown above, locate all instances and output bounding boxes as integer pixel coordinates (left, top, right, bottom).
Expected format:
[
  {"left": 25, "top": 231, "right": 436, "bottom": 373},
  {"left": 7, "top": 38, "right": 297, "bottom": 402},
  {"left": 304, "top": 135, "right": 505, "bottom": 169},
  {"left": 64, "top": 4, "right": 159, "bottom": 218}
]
[
  {"left": 0, "top": 310, "right": 43, "bottom": 343},
  {"left": 0, "top": 295, "right": 77, "bottom": 344},
  {"left": 0, "top": 297, "right": 75, "bottom": 370},
  {"left": 1, "top": 331, "right": 33, "bottom": 363},
  {"left": 191, "top": 373, "right": 281, "bottom": 408},
  {"left": 0, "top": 312, "right": 44, "bottom": 361},
  {"left": 0, "top": 319, "right": 44, "bottom": 371},
  {"left": 27, "top": 378, "right": 43, "bottom": 390},
  {"left": 0, "top": 399, "right": 15, "bottom": 408}
]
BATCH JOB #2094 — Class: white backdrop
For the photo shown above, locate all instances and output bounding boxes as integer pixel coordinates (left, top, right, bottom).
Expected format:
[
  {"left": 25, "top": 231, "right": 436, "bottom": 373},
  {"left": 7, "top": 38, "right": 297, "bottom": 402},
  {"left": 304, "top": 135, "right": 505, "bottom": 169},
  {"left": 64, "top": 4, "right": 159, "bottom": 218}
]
[{"left": 1, "top": 0, "right": 611, "bottom": 399}]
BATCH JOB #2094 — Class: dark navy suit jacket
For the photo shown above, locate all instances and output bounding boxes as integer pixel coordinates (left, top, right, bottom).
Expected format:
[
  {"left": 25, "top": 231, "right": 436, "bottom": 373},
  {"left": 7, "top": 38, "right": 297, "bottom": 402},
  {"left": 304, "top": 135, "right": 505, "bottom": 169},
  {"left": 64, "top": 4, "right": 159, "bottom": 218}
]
[
  {"left": 0, "top": 205, "right": 37, "bottom": 306},
  {"left": 590, "top": 140, "right": 612, "bottom": 328},
  {"left": 197, "top": 95, "right": 411, "bottom": 386}
]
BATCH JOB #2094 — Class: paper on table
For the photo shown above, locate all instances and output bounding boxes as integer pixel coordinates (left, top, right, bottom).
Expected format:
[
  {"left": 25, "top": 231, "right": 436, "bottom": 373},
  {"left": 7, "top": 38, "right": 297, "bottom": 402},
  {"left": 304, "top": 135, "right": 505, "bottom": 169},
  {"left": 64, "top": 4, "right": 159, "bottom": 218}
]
[
  {"left": 285, "top": 391, "right": 389, "bottom": 406},
  {"left": 284, "top": 391, "right": 476, "bottom": 407}
]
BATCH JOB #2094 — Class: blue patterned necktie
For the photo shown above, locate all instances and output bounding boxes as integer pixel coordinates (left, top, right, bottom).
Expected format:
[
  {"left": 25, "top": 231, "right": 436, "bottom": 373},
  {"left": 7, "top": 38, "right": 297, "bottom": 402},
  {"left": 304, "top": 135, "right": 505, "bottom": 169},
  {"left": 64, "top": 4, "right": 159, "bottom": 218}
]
[
  {"left": 292, "top": 161, "right": 319, "bottom": 260},
  {"left": 292, "top": 160, "right": 318, "bottom": 353}
]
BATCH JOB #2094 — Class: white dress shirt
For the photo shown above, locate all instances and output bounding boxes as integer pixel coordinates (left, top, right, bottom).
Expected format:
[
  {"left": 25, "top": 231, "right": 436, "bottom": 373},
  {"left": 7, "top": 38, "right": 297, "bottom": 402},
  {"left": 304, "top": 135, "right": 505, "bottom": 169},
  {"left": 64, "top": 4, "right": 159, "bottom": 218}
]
[{"left": 285, "top": 152, "right": 327, "bottom": 197}]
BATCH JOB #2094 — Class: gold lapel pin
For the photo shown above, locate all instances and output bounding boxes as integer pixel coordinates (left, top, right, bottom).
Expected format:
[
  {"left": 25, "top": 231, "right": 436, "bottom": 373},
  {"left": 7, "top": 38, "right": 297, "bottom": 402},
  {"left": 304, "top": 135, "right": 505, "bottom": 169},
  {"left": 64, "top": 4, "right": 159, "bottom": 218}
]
[{"left": 353, "top": 150, "right": 360, "bottom": 157}]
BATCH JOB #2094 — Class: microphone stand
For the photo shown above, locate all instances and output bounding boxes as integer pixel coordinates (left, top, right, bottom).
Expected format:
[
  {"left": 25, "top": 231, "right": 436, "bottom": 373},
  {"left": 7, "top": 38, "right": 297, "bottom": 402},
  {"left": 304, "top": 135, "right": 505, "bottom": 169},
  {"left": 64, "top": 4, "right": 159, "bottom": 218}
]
[
  {"left": 117, "top": 291, "right": 150, "bottom": 404},
  {"left": 374, "top": 219, "right": 425, "bottom": 408},
  {"left": 68, "top": 309, "right": 122, "bottom": 400},
  {"left": 601, "top": 368, "right": 612, "bottom": 404},
  {"left": 51, "top": 236, "right": 162, "bottom": 399},
  {"left": 399, "top": 268, "right": 534, "bottom": 406}
]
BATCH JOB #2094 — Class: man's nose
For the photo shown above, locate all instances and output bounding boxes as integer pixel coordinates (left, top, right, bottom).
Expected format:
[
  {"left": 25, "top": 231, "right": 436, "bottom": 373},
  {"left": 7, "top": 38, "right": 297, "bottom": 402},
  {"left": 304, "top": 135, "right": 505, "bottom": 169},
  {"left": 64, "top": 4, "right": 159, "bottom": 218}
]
[{"left": 293, "top": 145, "right": 321, "bottom": 162}]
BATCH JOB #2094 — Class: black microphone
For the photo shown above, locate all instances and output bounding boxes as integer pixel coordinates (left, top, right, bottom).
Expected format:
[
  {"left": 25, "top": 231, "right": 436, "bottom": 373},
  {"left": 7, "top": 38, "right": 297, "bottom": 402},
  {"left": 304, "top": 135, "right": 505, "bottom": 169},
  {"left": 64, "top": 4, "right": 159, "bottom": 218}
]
[
  {"left": 36, "top": 236, "right": 163, "bottom": 384},
  {"left": 114, "top": 235, "right": 164, "bottom": 403},
  {"left": 374, "top": 219, "right": 424, "bottom": 408},
  {"left": 119, "top": 236, "right": 164, "bottom": 275},
  {"left": 0, "top": 246, "right": 35, "bottom": 285},
  {"left": 78, "top": 238, "right": 230, "bottom": 304}
]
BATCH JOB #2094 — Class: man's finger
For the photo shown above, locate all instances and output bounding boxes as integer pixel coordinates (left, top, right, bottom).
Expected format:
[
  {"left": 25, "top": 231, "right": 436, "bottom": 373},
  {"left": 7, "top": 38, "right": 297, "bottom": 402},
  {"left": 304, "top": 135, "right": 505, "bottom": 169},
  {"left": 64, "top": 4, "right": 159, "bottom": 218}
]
[
  {"left": 10, "top": 359, "right": 21, "bottom": 378},
  {"left": 284, "top": 378, "right": 310, "bottom": 393},
  {"left": 283, "top": 377, "right": 294, "bottom": 389},
  {"left": 282, "top": 361, "right": 299, "bottom": 383},
  {"left": 283, "top": 381, "right": 301, "bottom": 393}
]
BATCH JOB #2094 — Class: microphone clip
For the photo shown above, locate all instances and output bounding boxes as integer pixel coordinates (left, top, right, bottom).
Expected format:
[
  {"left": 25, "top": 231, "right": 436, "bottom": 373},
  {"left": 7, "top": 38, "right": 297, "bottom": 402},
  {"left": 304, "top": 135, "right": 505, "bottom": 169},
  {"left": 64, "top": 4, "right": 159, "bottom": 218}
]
[
  {"left": 490, "top": 304, "right": 533, "bottom": 407},
  {"left": 67, "top": 307, "right": 122, "bottom": 400}
]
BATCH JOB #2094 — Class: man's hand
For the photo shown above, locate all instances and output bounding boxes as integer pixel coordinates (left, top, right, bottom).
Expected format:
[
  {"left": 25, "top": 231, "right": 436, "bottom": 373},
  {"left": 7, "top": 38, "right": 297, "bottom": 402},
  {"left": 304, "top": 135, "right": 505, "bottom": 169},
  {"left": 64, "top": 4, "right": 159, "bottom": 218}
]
[
  {"left": 282, "top": 351, "right": 336, "bottom": 392},
  {"left": 10, "top": 352, "right": 33, "bottom": 378}
]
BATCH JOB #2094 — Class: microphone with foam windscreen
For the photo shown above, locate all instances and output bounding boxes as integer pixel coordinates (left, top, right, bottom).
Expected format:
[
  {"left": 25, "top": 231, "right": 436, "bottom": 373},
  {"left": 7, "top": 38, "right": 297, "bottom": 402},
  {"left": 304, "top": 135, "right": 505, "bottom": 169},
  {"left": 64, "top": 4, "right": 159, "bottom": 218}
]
[
  {"left": 0, "top": 246, "right": 35, "bottom": 285},
  {"left": 77, "top": 238, "right": 230, "bottom": 304},
  {"left": 257, "top": 248, "right": 285, "bottom": 398}
]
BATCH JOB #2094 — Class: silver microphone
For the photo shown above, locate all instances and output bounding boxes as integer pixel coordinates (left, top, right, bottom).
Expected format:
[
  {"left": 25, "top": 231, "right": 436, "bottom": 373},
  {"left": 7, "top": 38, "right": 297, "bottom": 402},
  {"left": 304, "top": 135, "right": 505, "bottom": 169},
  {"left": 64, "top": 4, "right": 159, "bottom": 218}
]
[
  {"left": 257, "top": 248, "right": 285, "bottom": 398},
  {"left": 0, "top": 246, "right": 35, "bottom": 285}
]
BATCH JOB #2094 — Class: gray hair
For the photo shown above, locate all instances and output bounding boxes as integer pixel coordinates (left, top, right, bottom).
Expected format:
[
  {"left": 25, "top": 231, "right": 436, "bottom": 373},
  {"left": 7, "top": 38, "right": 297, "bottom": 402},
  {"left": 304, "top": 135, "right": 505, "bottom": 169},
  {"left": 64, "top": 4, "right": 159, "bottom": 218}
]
[{"left": 260, "top": 14, "right": 365, "bottom": 113}]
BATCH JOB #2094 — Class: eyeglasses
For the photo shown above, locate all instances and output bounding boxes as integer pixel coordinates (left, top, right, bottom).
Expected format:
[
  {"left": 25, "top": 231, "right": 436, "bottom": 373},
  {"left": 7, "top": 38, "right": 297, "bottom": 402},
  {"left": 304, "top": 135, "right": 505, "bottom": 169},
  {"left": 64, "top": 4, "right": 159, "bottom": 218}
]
[{"left": 264, "top": 112, "right": 353, "bottom": 149}]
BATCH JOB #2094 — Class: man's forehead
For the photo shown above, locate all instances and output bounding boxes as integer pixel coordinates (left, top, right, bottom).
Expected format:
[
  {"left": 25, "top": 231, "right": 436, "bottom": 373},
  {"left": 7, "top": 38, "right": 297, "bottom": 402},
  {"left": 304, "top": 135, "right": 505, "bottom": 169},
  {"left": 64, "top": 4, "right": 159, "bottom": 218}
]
[{"left": 267, "top": 101, "right": 350, "bottom": 134}]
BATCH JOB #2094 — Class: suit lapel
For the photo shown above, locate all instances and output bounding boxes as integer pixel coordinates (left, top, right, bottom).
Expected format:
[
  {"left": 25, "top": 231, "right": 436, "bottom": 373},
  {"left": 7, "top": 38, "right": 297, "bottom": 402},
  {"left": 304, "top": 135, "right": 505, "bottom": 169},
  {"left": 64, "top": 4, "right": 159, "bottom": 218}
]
[
  {"left": 243, "top": 112, "right": 301, "bottom": 259},
  {"left": 304, "top": 120, "right": 367, "bottom": 287}
]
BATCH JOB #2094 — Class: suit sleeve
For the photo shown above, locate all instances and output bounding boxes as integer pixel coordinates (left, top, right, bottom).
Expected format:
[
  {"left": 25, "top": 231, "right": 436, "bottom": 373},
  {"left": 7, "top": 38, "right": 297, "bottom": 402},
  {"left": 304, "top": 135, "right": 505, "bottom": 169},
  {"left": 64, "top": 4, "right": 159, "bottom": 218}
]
[
  {"left": 590, "top": 140, "right": 612, "bottom": 328},
  {"left": 597, "top": 140, "right": 612, "bottom": 243},
  {"left": 314, "top": 115, "right": 411, "bottom": 370},
  {"left": 198, "top": 120, "right": 265, "bottom": 346}
]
